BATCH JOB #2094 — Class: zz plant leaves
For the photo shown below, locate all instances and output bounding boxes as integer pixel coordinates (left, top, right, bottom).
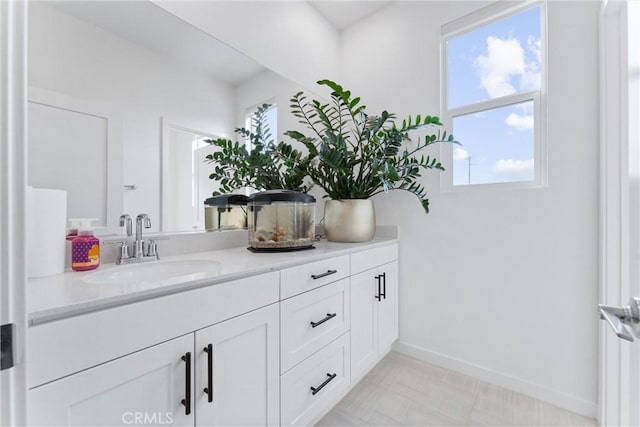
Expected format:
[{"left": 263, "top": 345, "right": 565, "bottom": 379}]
[{"left": 285, "top": 79, "right": 459, "bottom": 214}]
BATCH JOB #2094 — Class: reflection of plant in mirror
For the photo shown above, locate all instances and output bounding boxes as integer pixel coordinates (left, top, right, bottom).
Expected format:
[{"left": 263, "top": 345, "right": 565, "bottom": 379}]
[
  {"left": 205, "top": 104, "right": 312, "bottom": 195},
  {"left": 285, "top": 80, "right": 459, "bottom": 213}
]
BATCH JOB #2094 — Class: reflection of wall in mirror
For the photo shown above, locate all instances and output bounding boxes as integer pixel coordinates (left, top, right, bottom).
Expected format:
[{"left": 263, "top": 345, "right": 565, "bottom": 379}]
[
  {"left": 28, "top": 92, "right": 112, "bottom": 228},
  {"left": 27, "top": 2, "right": 235, "bottom": 232}
]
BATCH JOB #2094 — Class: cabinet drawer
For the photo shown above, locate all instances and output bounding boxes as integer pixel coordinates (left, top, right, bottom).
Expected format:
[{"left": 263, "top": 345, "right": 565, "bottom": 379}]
[
  {"left": 350, "top": 244, "right": 398, "bottom": 275},
  {"left": 281, "top": 279, "right": 350, "bottom": 373},
  {"left": 281, "top": 334, "right": 350, "bottom": 427},
  {"left": 280, "top": 255, "right": 350, "bottom": 299}
]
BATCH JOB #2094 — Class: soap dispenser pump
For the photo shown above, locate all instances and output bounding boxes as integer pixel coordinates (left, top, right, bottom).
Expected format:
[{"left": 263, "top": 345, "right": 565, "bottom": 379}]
[{"left": 71, "top": 218, "right": 100, "bottom": 271}]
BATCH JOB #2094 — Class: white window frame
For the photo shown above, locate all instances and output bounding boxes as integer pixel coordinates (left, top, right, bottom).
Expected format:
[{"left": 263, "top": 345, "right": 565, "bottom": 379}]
[{"left": 440, "top": 0, "right": 547, "bottom": 192}]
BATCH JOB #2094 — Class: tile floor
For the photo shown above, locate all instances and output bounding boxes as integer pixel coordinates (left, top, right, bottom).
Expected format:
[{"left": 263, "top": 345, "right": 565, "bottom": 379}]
[{"left": 317, "top": 352, "right": 597, "bottom": 426}]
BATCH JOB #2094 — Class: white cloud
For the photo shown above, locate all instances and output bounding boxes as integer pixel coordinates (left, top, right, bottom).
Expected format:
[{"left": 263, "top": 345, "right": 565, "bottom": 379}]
[
  {"left": 474, "top": 36, "right": 525, "bottom": 98},
  {"left": 505, "top": 113, "right": 534, "bottom": 131},
  {"left": 474, "top": 36, "right": 542, "bottom": 98},
  {"left": 493, "top": 158, "right": 534, "bottom": 181},
  {"left": 454, "top": 147, "right": 470, "bottom": 160}
]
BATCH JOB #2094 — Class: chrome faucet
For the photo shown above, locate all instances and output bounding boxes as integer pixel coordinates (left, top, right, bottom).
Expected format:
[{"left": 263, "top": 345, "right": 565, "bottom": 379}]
[
  {"left": 110, "top": 213, "right": 166, "bottom": 265},
  {"left": 134, "top": 213, "right": 151, "bottom": 258}
]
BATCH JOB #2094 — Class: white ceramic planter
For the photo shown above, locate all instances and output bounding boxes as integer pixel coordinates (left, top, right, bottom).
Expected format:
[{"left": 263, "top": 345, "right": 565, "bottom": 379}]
[{"left": 323, "top": 199, "right": 375, "bottom": 242}]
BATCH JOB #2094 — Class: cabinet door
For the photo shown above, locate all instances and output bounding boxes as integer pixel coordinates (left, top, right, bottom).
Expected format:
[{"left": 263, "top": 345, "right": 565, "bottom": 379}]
[
  {"left": 377, "top": 261, "right": 399, "bottom": 354},
  {"left": 195, "top": 304, "right": 279, "bottom": 427},
  {"left": 29, "top": 334, "right": 194, "bottom": 427},
  {"left": 349, "top": 269, "right": 378, "bottom": 382}
]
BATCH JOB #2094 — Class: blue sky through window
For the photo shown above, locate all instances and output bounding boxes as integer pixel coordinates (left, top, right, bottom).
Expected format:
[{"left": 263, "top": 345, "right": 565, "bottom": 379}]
[
  {"left": 453, "top": 101, "right": 535, "bottom": 185},
  {"left": 447, "top": 6, "right": 541, "bottom": 186}
]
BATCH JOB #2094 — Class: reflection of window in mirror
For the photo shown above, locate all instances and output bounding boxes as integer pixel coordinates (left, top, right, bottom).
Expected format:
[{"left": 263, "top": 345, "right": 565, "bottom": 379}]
[{"left": 244, "top": 100, "right": 277, "bottom": 151}]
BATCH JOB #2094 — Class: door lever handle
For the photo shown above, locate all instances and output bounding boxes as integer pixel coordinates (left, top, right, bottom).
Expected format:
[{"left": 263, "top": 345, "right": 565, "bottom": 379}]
[{"left": 598, "top": 297, "right": 640, "bottom": 342}]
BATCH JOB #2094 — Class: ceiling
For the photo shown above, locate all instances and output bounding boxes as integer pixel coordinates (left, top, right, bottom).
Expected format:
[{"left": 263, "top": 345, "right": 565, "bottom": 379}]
[{"left": 309, "top": 1, "right": 392, "bottom": 30}]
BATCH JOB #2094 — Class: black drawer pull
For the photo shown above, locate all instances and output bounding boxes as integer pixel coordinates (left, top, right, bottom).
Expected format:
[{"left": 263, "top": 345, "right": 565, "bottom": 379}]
[
  {"left": 375, "top": 274, "right": 382, "bottom": 301},
  {"left": 310, "top": 313, "right": 337, "bottom": 328},
  {"left": 181, "top": 352, "right": 191, "bottom": 415},
  {"left": 311, "top": 269, "right": 337, "bottom": 280},
  {"left": 203, "top": 344, "right": 213, "bottom": 403},
  {"left": 310, "top": 373, "right": 337, "bottom": 396},
  {"left": 380, "top": 272, "right": 387, "bottom": 300}
]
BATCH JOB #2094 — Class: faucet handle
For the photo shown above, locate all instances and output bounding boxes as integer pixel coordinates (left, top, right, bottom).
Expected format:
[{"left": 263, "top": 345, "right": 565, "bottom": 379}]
[
  {"left": 146, "top": 236, "right": 168, "bottom": 259},
  {"left": 105, "top": 240, "right": 130, "bottom": 264}
]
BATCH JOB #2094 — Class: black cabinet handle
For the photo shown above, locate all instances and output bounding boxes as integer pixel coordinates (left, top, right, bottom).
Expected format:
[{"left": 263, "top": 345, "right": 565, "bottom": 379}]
[
  {"left": 181, "top": 352, "right": 191, "bottom": 415},
  {"left": 375, "top": 274, "right": 382, "bottom": 301},
  {"left": 310, "top": 373, "right": 337, "bottom": 396},
  {"left": 203, "top": 344, "right": 213, "bottom": 403},
  {"left": 310, "top": 313, "right": 337, "bottom": 328},
  {"left": 311, "top": 269, "right": 337, "bottom": 280},
  {"left": 381, "top": 272, "right": 387, "bottom": 300}
]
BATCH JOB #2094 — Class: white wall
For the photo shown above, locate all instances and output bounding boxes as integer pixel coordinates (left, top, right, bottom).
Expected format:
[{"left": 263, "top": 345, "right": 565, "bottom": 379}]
[
  {"left": 28, "top": 3, "right": 236, "bottom": 231},
  {"left": 153, "top": 1, "right": 340, "bottom": 92},
  {"left": 340, "top": 1, "right": 600, "bottom": 416}
]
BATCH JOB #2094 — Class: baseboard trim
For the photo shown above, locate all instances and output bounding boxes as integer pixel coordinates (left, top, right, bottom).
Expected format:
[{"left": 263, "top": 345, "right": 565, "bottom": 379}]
[{"left": 392, "top": 341, "right": 597, "bottom": 418}]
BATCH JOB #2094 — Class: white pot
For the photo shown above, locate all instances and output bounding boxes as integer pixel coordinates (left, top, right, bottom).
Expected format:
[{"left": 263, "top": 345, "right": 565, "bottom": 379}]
[{"left": 323, "top": 199, "right": 375, "bottom": 242}]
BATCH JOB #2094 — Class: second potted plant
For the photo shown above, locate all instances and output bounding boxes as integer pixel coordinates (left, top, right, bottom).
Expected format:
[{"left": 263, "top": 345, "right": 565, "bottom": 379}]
[{"left": 286, "top": 80, "right": 458, "bottom": 242}]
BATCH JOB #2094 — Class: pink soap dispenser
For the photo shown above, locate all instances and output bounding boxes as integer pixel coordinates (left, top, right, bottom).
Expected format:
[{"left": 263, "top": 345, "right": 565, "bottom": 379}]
[{"left": 71, "top": 218, "right": 100, "bottom": 271}]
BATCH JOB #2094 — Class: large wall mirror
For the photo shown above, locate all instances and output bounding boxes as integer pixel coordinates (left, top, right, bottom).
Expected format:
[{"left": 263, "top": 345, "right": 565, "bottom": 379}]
[{"left": 27, "top": 0, "right": 323, "bottom": 234}]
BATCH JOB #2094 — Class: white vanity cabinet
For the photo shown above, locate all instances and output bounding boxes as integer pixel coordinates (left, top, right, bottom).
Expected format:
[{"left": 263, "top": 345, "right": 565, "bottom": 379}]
[
  {"left": 350, "top": 246, "right": 399, "bottom": 383},
  {"left": 27, "top": 241, "right": 399, "bottom": 427},
  {"left": 27, "top": 272, "right": 280, "bottom": 426},
  {"left": 29, "top": 304, "right": 280, "bottom": 427}
]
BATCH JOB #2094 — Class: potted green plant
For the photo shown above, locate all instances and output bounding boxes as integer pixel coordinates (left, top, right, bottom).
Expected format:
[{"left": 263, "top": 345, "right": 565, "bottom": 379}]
[
  {"left": 285, "top": 80, "right": 457, "bottom": 242},
  {"left": 205, "top": 104, "right": 313, "bottom": 194}
]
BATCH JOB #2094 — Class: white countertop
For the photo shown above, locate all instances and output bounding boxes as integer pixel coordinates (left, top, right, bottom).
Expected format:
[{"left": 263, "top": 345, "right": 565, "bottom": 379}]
[{"left": 28, "top": 237, "right": 397, "bottom": 326}]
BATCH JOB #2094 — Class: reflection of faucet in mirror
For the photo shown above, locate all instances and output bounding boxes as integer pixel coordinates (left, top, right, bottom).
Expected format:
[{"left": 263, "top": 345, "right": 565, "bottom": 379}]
[{"left": 119, "top": 214, "right": 133, "bottom": 240}]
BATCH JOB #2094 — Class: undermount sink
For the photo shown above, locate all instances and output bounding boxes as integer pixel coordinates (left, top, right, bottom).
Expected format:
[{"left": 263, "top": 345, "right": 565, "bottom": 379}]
[{"left": 83, "top": 260, "right": 222, "bottom": 286}]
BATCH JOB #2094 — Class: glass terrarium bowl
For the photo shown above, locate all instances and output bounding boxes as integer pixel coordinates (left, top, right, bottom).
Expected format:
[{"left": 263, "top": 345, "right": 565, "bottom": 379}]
[
  {"left": 248, "top": 190, "right": 316, "bottom": 252},
  {"left": 204, "top": 194, "right": 249, "bottom": 231}
]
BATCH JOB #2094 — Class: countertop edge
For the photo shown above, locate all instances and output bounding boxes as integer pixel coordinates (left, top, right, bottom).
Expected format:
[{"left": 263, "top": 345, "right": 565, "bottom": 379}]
[{"left": 29, "top": 238, "right": 398, "bottom": 326}]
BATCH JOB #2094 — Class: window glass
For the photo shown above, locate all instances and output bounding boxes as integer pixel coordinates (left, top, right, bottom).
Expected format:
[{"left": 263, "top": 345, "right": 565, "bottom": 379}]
[
  {"left": 452, "top": 101, "right": 535, "bottom": 186},
  {"left": 447, "top": 6, "right": 541, "bottom": 109}
]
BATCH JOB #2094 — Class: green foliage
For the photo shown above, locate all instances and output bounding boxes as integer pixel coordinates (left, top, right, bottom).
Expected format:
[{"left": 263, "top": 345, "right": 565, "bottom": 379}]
[
  {"left": 205, "top": 104, "right": 312, "bottom": 195},
  {"left": 285, "top": 80, "right": 458, "bottom": 214}
]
